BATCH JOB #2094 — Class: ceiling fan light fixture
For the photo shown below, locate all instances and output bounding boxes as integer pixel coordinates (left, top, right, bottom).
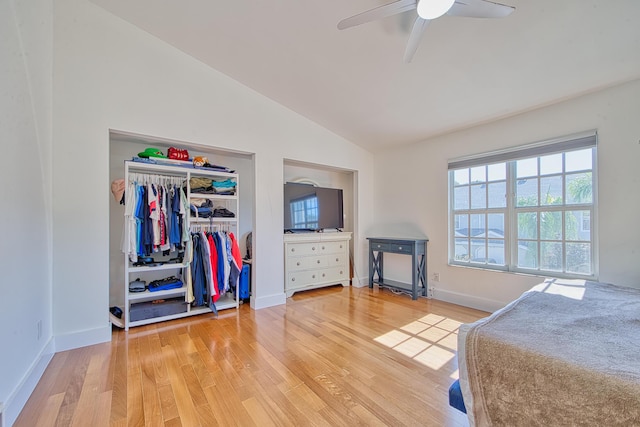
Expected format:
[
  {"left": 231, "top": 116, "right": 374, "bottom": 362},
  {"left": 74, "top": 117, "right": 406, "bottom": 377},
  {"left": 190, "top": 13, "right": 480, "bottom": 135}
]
[{"left": 416, "top": 0, "right": 456, "bottom": 19}]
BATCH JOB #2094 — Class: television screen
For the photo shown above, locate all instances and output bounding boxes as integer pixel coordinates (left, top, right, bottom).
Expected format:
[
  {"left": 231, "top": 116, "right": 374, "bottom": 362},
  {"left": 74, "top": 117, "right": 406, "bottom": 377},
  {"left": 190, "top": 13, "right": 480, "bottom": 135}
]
[{"left": 284, "top": 182, "right": 344, "bottom": 232}]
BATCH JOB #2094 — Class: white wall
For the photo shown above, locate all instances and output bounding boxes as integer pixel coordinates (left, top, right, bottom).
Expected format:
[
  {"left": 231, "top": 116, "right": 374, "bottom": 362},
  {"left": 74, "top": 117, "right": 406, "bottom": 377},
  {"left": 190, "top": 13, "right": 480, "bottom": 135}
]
[
  {"left": 0, "top": 0, "right": 54, "bottom": 424},
  {"left": 52, "top": 0, "right": 375, "bottom": 349},
  {"left": 373, "top": 79, "right": 640, "bottom": 312}
]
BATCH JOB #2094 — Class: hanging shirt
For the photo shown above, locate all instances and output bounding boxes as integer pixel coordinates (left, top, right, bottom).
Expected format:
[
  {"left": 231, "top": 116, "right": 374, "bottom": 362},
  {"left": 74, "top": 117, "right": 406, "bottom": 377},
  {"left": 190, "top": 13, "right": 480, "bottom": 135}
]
[
  {"left": 122, "top": 180, "right": 139, "bottom": 263},
  {"left": 149, "top": 183, "right": 160, "bottom": 249},
  {"left": 207, "top": 232, "right": 219, "bottom": 302}
]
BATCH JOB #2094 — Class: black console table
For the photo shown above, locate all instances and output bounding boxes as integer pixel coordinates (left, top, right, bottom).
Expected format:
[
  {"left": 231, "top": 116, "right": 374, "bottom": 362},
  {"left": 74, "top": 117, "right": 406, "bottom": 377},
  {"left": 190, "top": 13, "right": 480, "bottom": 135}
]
[{"left": 367, "top": 237, "right": 428, "bottom": 300}]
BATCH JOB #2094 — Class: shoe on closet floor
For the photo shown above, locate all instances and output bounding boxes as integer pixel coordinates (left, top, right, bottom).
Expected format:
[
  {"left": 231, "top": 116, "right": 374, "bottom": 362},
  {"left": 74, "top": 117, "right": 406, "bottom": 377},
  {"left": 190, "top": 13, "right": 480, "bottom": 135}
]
[{"left": 110, "top": 306, "right": 124, "bottom": 329}]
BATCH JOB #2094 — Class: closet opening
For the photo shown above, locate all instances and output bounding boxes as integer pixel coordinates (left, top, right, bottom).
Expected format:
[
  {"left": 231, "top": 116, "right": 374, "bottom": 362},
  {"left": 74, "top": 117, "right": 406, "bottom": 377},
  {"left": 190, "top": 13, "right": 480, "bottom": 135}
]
[{"left": 108, "top": 130, "right": 255, "bottom": 329}]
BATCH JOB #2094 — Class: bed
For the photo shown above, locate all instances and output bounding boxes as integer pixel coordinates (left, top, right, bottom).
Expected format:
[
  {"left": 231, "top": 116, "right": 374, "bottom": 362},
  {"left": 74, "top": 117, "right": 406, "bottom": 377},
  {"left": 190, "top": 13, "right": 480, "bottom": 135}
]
[{"left": 454, "top": 278, "right": 640, "bottom": 426}]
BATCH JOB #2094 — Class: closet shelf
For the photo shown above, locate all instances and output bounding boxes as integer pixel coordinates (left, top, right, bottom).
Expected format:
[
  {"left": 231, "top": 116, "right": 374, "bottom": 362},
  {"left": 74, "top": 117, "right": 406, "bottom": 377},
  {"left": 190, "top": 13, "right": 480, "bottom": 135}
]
[
  {"left": 190, "top": 217, "right": 237, "bottom": 224},
  {"left": 128, "top": 263, "right": 187, "bottom": 273},
  {"left": 188, "top": 193, "right": 237, "bottom": 200},
  {"left": 128, "top": 286, "right": 187, "bottom": 301},
  {"left": 128, "top": 306, "right": 210, "bottom": 328},
  {"left": 127, "top": 161, "right": 237, "bottom": 179}
]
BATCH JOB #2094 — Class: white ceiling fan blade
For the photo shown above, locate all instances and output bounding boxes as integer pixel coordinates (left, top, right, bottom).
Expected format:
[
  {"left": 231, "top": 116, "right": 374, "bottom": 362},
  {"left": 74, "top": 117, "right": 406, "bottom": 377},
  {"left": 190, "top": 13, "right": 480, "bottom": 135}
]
[
  {"left": 404, "top": 17, "right": 430, "bottom": 63},
  {"left": 338, "top": 0, "right": 417, "bottom": 30},
  {"left": 446, "top": 0, "right": 514, "bottom": 19}
]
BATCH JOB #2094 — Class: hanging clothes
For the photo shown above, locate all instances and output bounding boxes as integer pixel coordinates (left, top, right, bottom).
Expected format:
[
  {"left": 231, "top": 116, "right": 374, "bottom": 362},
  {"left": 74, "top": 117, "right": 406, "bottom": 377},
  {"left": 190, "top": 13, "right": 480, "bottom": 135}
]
[
  {"left": 207, "top": 232, "right": 220, "bottom": 302},
  {"left": 190, "top": 232, "right": 208, "bottom": 307},
  {"left": 228, "top": 232, "right": 243, "bottom": 294},
  {"left": 122, "top": 174, "right": 188, "bottom": 262}
]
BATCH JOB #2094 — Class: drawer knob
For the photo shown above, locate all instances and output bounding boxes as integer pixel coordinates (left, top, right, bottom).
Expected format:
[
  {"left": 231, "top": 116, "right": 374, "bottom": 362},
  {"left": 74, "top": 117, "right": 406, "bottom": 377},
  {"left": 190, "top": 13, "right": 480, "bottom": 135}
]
[
  {"left": 296, "top": 262, "right": 300, "bottom": 266},
  {"left": 291, "top": 248, "right": 295, "bottom": 252},
  {"left": 322, "top": 246, "right": 325, "bottom": 250},
  {"left": 340, "top": 271, "right": 343, "bottom": 275},
  {"left": 336, "top": 258, "right": 339, "bottom": 262},
  {"left": 312, "top": 275, "right": 316, "bottom": 279},
  {"left": 340, "top": 245, "right": 343, "bottom": 248},
  {"left": 322, "top": 273, "right": 325, "bottom": 277},
  {"left": 292, "top": 277, "right": 295, "bottom": 282},
  {"left": 312, "top": 246, "right": 316, "bottom": 251},
  {"left": 398, "top": 246, "right": 402, "bottom": 250},
  {"left": 317, "top": 260, "right": 321, "bottom": 264}
]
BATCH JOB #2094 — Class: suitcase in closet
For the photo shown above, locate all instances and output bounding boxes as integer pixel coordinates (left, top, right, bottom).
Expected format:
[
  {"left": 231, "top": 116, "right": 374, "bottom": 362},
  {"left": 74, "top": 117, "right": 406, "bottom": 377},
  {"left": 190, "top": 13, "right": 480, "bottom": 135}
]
[{"left": 239, "top": 264, "right": 250, "bottom": 300}]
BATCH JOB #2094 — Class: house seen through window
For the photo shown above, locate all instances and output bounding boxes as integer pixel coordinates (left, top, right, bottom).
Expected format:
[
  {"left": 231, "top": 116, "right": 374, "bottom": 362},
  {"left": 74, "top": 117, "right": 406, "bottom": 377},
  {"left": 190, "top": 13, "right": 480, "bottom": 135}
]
[{"left": 448, "top": 132, "right": 597, "bottom": 277}]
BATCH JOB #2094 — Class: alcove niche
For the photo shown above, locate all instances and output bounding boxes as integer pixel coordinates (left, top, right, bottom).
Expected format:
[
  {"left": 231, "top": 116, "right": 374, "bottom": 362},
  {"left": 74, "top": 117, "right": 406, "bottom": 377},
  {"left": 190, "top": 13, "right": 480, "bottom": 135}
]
[
  {"left": 108, "top": 130, "right": 255, "bottom": 312},
  {"left": 283, "top": 158, "right": 357, "bottom": 277}
]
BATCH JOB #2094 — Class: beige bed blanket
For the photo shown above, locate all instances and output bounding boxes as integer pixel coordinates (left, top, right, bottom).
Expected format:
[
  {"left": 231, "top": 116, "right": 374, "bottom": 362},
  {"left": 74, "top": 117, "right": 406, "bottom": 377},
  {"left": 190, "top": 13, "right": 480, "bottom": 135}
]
[{"left": 459, "top": 279, "right": 640, "bottom": 426}]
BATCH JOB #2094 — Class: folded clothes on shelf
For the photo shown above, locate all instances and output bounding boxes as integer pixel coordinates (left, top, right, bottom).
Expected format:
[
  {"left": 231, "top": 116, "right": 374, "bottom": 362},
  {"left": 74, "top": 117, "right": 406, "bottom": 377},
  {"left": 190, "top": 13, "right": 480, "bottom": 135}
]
[
  {"left": 148, "top": 276, "right": 183, "bottom": 292},
  {"left": 213, "top": 207, "right": 235, "bottom": 218}
]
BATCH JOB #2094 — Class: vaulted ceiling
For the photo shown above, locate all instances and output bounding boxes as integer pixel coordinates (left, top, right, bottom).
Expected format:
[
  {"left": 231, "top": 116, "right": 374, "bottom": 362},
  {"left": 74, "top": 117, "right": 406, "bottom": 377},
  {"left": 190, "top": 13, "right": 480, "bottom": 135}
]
[{"left": 88, "top": 0, "right": 640, "bottom": 151}]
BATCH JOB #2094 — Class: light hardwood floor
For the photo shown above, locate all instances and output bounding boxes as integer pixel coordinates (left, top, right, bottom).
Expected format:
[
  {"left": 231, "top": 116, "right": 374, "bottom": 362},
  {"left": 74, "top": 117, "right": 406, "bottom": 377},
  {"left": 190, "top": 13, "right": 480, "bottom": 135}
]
[{"left": 15, "top": 285, "right": 488, "bottom": 427}]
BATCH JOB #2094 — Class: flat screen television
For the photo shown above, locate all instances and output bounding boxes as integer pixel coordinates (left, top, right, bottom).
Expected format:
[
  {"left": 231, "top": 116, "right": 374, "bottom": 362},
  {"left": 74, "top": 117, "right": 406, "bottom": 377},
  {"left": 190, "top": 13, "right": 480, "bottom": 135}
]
[{"left": 284, "top": 182, "right": 344, "bottom": 232}]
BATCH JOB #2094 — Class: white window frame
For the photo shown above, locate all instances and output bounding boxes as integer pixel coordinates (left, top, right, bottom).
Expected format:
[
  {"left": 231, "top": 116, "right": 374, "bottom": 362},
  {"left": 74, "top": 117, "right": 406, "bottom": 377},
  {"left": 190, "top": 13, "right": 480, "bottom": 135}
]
[{"left": 448, "top": 131, "right": 598, "bottom": 279}]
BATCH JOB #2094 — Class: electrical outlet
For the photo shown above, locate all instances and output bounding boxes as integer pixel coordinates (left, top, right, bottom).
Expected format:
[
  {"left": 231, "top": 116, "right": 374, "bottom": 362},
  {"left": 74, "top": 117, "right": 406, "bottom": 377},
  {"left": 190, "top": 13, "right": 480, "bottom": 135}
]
[
  {"left": 37, "top": 320, "right": 42, "bottom": 340},
  {"left": 432, "top": 272, "right": 440, "bottom": 282}
]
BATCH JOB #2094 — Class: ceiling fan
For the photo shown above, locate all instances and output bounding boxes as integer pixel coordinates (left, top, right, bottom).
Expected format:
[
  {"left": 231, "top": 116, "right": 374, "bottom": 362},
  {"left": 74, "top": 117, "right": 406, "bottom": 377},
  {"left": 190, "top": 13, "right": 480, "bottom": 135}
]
[{"left": 337, "top": 0, "right": 515, "bottom": 63}]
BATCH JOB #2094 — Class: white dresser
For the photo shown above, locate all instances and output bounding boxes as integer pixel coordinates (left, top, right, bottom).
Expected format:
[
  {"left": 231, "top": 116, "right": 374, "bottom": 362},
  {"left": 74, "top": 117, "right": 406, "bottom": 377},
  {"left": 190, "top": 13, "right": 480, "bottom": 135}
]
[{"left": 284, "top": 232, "right": 352, "bottom": 297}]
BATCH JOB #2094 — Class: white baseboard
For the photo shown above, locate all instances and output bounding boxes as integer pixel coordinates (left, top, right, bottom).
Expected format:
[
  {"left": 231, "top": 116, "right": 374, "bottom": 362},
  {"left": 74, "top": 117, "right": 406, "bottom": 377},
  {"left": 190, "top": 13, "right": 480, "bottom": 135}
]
[
  {"left": 432, "top": 288, "right": 506, "bottom": 313},
  {"left": 354, "top": 276, "right": 369, "bottom": 288},
  {"left": 250, "top": 292, "right": 286, "bottom": 310},
  {"left": 54, "top": 323, "right": 112, "bottom": 353},
  {"left": 4, "top": 338, "right": 54, "bottom": 427}
]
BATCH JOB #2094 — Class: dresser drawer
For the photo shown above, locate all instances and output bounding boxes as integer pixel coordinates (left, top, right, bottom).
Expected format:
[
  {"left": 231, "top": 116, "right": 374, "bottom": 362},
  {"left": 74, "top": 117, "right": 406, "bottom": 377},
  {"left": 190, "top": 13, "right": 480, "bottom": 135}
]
[
  {"left": 286, "top": 242, "right": 321, "bottom": 256},
  {"left": 320, "top": 240, "right": 348, "bottom": 254},
  {"left": 287, "top": 257, "right": 308, "bottom": 271},
  {"left": 327, "top": 254, "right": 347, "bottom": 267},
  {"left": 321, "top": 266, "right": 349, "bottom": 283}
]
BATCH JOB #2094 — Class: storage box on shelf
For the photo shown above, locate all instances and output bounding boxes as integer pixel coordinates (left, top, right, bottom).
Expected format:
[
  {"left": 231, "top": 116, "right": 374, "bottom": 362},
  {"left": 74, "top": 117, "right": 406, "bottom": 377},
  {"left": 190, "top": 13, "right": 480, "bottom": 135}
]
[{"left": 123, "top": 160, "right": 240, "bottom": 330}]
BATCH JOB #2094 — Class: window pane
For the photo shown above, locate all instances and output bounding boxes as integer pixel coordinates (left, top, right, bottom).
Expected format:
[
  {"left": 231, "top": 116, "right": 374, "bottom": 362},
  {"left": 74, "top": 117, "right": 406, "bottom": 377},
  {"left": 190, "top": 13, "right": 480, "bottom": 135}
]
[
  {"left": 540, "top": 242, "right": 562, "bottom": 271},
  {"left": 517, "top": 158, "right": 537, "bottom": 178},
  {"left": 488, "top": 213, "right": 504, "bottom": 236},
  {"left": 566, "top": 243, "right": 591, "bottom": 274},
  {"left": 454, "top": 169, "right": 469, "bottom": 185},
  {"left": 487, "top": 182, "right": 506, "bottom": 208},
  {"left": 540, "top": 211, "right": 562, "bottom": 240},
  {"left": 488, "top": 239, "right": 504, "bottom": 265},
  {"left": 455, "top": 238, "right": 469, "bottom": 261},
  {"left": 470, "top": 166, "right": 486, "bottom": 183},
  {"left": 566, "top": 149, "right": 592, "bottom": 172},
  {"left": 518, "top": 240, "right": 538, "bottom": 268},
  {"left": 449, "top": 139, "right": 595, "bottom": 276},
  {"left": 566, "top": 172, "right": 592, "bottom": 204},
  {"left": 518, "top": 212, "right": 537, "bottom": 239},
  {"left": 540, "top": 153, "right": 562, "bottom": 175},
  {"left": 471, "top": 239, "right": 486, "bottom": 262},
  {"left": 487, "top": 163, "right": 506, "bottom": 181},
  {"left": 455, "top": 214, "right": 469, "bottom": 236},
  {"left": 470, "top": 214, "right": 485, "bottom": 235},
  {"left": 540, "top": 176, "right": 562, "bottom": 205},
  {"left": 565, "top": 211, "right": 590, "bottom": 241},
  {"left": 516, "top": 178, "right": 538, "bottom": 207},
  {"left": 454, "top": 186, "right": 469, "bottom": 210},
  {"left": 471, "top": 184, "right": 486, "bottom": 209}
]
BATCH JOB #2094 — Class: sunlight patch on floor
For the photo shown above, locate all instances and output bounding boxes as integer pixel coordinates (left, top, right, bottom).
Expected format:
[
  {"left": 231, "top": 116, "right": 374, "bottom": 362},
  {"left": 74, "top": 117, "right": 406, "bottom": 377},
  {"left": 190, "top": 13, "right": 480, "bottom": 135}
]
[{"left": 374, "top": 314, "right": 463, "bottom": 370}]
